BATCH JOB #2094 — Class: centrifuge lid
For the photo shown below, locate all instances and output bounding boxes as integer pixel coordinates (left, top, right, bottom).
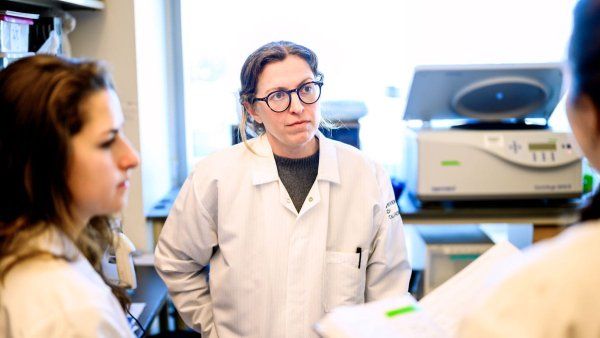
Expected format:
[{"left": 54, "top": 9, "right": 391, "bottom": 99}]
[{"left": 403, "top": 63, "right": 564, "bottom": 122}]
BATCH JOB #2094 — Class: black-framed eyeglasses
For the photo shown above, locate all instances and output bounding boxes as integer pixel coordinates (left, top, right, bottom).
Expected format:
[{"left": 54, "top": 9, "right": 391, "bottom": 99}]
[{"left": 252, "top": 81, "right": 323, "bottom": 113}]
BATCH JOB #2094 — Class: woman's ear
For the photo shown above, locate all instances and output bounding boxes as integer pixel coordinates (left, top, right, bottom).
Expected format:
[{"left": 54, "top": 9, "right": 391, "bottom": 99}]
[
  {"left": 571, "top": 94, "right": 600, "bottom": 132},
  {"left": 567, "top": 93, "right": 600, "bottom": 153},
  {"left": 243, "top": 102, "right": 262, "bottom": 124}
]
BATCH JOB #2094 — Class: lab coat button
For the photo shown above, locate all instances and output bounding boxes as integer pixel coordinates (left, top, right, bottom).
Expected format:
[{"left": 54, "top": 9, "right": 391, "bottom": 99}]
[
  {"left": 287, "top": 198, "right": 291, "bottom": 203},
  {"left": 308, "top": 196, "right": 313, "bottom": 202}
]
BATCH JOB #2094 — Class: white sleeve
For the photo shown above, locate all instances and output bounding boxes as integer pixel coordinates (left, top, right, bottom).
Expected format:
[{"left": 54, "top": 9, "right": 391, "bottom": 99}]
[
  {"left": 154, "top": 175, "right": 219, "bottom": 337},
  {"left": 365, "top": 164, "right": 412, "bottom": 301},
  {"left": 26, "top": 306, "right": 134, "bottom": 338}
]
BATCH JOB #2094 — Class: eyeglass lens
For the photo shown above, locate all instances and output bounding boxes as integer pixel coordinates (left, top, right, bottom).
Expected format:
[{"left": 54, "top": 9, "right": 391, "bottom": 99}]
[{"left": 267, "top": 82, "right": 321, "bottom": 112}]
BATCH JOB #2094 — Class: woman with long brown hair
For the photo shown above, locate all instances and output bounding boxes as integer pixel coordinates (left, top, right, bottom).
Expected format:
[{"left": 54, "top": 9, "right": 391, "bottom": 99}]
[{"left": 0, "top": 55, "right": 139, "bottom": 337}]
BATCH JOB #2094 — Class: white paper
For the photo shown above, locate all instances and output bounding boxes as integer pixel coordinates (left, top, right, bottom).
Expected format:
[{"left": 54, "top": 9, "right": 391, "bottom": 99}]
[
  {"left": 315, "top": 294, "right": 445, "bottom": 338},
  {"left": 419, "top": 240, "right": 522, "bottom": 336},
  {"left": 315, "top": 241, "right": 522, "bottom": 338}
]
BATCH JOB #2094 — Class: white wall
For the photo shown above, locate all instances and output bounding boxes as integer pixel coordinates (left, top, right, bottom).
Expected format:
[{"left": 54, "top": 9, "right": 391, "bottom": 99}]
[{"left": 69, "top": 0, "right": 174, "bottom": 252}]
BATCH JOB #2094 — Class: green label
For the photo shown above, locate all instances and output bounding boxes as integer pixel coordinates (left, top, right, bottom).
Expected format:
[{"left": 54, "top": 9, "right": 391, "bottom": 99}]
[
  {"left": 441, "top": 160, "right": 461, "bottom": 166},
  {"left": 386, "top": 305, "right": 418, "bottom": 318},
  {"left": 449, "top": 254, "right": 480, "bottom": 261}
]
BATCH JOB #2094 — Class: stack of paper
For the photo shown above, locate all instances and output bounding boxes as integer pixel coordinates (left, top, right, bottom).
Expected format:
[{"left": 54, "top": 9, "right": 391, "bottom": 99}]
[
  {"left": 315, "top": 294, "right": 446, "bottom": 338},
  {"left": 315, "top": 241, "right": 522, "bottom": 338}
]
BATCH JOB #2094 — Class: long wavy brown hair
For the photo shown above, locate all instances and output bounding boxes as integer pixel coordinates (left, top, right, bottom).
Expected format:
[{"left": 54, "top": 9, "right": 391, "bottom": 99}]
[{"left": 0, "top": 55, "right": 129, "bottom": 309}]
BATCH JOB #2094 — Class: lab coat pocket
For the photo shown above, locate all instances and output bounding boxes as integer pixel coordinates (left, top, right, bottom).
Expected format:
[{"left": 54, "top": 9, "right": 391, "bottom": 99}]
[{"left": 323, "top": 251, "right": 365, "bottom": 313}]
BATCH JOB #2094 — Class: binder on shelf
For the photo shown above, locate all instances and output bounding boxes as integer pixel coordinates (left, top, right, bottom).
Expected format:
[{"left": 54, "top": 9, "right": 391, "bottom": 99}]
[
  {"left": 0, "top": 10, "right": 40, "bottom": 20},
  {"left": 0, "top": 10, "right": 37, "bottom": 53}
]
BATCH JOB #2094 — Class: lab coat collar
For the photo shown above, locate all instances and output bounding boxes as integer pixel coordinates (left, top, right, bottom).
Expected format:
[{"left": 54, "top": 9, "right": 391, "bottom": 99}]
[
  {"left": 316, "top": 131, "right": 341, "bottom": 184},
  {"left": 250, "top": 135, "right": 279, "bottom": 186},
  {"left": 250, "top": 131, "right": 340, "bottom": 185}
]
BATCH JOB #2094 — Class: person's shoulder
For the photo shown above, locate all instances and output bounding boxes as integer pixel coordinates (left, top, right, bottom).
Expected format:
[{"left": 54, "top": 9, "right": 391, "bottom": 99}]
[
  {"left": 533, "top": 221, "right": 600, "bottom": 273},
  {"left": 324, "top": 137, "right": 378, "bottom": 168},
  {"left": 1, "top": 257, "right": 123, "bottom": 330},
  {"left": 460, "top": 222, "right": 600, "bottom": 337},
  {"left": 321, "top": 137, "right": 392, "bottom": 190},
  {"left": 2, "top": 256, "right": 109, "bottom": 304},
  {"left": 192, "top": 142, "right": 248, "bottom": 167},
  {"left": 485, "top": 221, "right": 600, "bottom": 297},
  {"left": 3, "top": 256, "right": 72, "bottom": 291},
  {"left": 23, "top": 305, "right": 134, "bottom": 338},
  {"left": 326, "top": 136, "right": 364, "bottom": 157},
  {"left": 557, "top": 218, "right": 600, "bottom": 247},
  {"left": 523, "top": 220, "right": 600, "bottom": 265},
  {"left": 187, "top": 142, "right": 250, "bottom": 179},
  {"left": 2, "top": 284, "right": 131, "bottom": 338}
]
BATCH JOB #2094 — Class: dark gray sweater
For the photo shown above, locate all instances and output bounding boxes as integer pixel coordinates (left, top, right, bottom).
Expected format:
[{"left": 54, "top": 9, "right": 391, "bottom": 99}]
[{"left": 273, "top": 150, "right": 320, "bottom": 212}]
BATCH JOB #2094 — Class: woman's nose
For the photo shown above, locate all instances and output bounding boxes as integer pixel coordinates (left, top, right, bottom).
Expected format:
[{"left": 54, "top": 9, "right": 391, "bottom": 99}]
[
  {"left": 288, "top": 91, "right": 304, "bottom": 115},
  {"left": 118, "top": 137, "right": 140, "bottom": 170}
]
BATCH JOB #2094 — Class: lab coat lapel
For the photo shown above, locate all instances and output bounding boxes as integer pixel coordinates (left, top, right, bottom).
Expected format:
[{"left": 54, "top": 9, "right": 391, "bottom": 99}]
[
  {"left": 250, "top": 133, "right": 342, "bottom": 217},
  {"left": 249, "top": 135, "right": 298, "bottom": 215},
  {"left": 297, "top": 133, "right": 341, "bottom": 217}
]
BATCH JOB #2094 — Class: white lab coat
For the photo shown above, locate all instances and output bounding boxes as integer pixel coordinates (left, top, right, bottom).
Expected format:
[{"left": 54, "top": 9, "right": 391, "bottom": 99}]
[
  {"left": 155, "top": 133, "right": 411, "bottom": 338},
  {"left": 0, "top": 227, "right": 134, "bottom": 338},
  {"left": 459, "top": 220, "right": 600, "bottom": 338}
]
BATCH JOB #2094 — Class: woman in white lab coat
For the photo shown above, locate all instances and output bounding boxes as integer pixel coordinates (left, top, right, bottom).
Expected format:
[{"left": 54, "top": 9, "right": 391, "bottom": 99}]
[
  {"left": 0, "top": 55, "right": 139, "bottom": 337},
  {"left": 155, "top": 41, "right": 412, "bottom": 338},
  {"left": 459, "top": 1, "right": 600, "bottom": 337}
]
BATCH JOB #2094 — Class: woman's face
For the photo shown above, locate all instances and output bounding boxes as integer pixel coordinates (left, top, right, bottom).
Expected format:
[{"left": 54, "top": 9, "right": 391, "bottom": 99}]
[
  {"left": 68, "top": 89, "right": 139, "bottom": 226},
  {"left": 246, "top": 55, "right": 320, "bottom": 158},
  {"left": 567, "top": 92, "right": 600, "bottom": 170}
]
